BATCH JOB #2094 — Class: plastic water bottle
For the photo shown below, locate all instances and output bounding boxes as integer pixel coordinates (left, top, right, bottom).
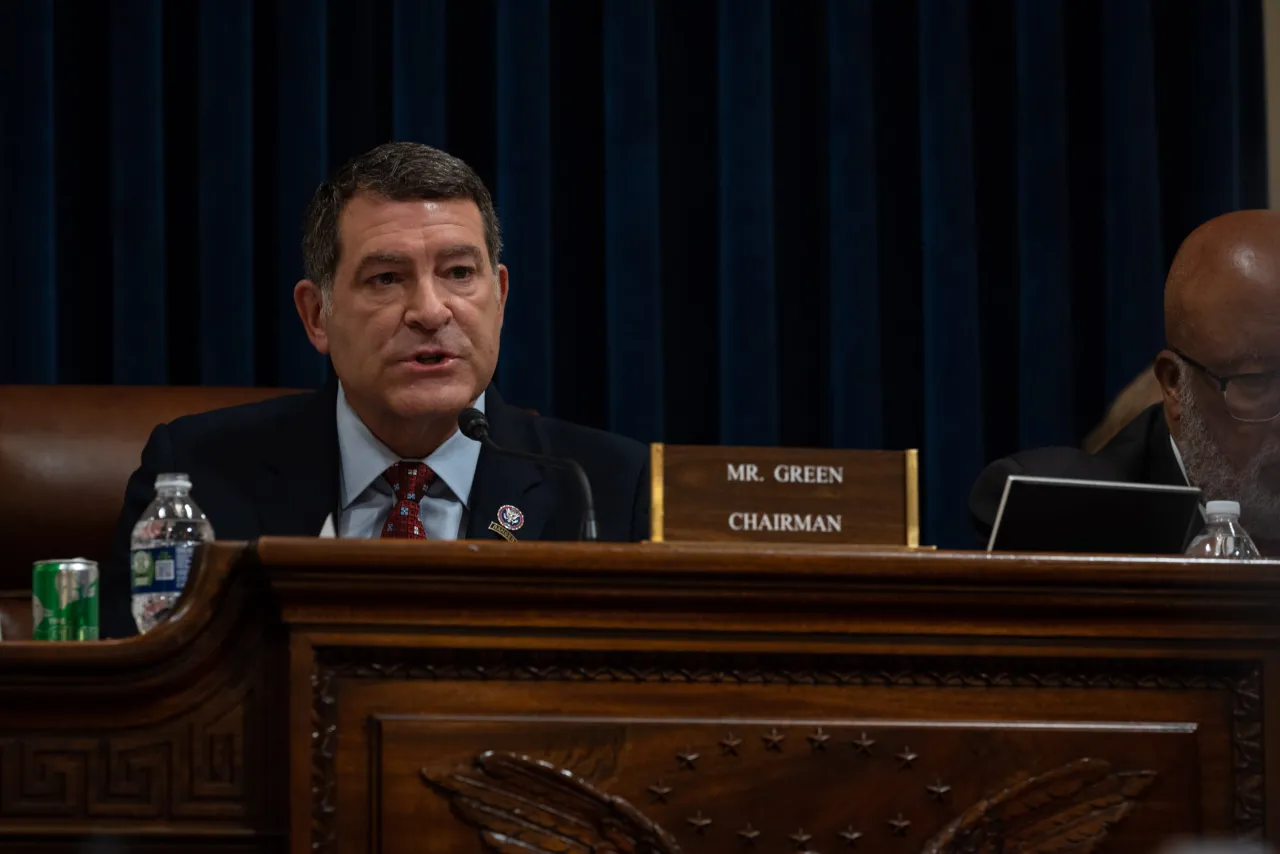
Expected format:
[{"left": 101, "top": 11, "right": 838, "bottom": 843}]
[
  {"left": 129, "top": 473, "right": 214, "bottom": 633},
  {"left": 1185, "top": 500, "right": 1260, "bottom": 560}
]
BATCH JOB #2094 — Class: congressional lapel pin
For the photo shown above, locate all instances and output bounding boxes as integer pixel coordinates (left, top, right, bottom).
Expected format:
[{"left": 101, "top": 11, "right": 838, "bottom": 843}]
[
  {"left": 498, "top": 504, "right": 525, "bottom": 531},
  {"left": 486, "top": 504, "right": 525, "bottom": 543}
]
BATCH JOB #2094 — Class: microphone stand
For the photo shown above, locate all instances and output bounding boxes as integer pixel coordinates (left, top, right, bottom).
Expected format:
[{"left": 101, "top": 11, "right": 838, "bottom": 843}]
[{"left": 460, "top": 410, "right": 599, "bottom": 541}]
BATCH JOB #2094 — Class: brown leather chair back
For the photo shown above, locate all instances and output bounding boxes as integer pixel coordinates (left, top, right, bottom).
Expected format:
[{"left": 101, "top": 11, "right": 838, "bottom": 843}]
[
  {"left": 1082, "top": 363, "right": 1165, "bottom": 454},
  {"left": 0, "top": 385, "right": 303, "bottom": 600}
]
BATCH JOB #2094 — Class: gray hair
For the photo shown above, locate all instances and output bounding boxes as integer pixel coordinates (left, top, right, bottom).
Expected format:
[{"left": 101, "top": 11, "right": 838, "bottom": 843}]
[{"left": 301, "top": 142, "right": 502, "bottom": 302}]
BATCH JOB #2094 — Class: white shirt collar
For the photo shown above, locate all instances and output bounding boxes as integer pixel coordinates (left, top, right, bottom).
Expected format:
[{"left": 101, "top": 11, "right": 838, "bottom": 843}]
[
  {"left": 1170, "top": 434, "right": 1210, "bottom": 522},
  {"left": 1169, "top": 434, "right": 1191, "bottom": 486},
  {"left": 335, "top": 383, "right": 485, "bottom": 510}
]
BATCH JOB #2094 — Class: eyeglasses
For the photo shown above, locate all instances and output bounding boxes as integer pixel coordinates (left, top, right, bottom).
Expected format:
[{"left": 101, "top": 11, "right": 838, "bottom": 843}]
[{"left": 1172, "top": 348, "right": 1280, "bottom": 423}]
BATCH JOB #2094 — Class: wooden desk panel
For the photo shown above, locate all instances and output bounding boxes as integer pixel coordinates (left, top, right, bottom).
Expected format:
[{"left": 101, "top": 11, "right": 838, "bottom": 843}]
[
  {"left": 0, "top": 539, "right": 1274, "bottom": 853},
  {"left": 385, "top": 719, "right": 1199, "bottom": 853},
  {"left": 322, "top": 646, "right": 1247, "bottom": 853},
  {"left": 0, "top": 544, "right": 288, "bottom": 853}
]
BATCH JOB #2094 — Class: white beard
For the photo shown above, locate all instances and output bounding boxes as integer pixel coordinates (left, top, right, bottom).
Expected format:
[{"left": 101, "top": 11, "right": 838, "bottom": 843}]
[{"left": 1177, "top": 382, "right": 1280, "bottom": 539}]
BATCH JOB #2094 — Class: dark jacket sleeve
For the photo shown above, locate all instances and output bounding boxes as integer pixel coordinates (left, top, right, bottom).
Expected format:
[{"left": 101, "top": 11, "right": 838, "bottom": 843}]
[{"left": 103, "top": 424, "right": 176, "bottom": 639}]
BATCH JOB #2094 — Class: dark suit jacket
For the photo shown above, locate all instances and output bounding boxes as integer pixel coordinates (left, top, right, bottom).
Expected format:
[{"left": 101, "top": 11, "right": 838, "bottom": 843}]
[
  {"left": 968, "top": 404, "right": 1185, "bottom": 542},
  {"left": 105, "top": 382, "right": 649, "bottom": 638}
]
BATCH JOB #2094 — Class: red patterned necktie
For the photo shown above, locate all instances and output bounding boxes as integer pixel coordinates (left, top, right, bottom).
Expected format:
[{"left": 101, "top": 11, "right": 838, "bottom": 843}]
[{"left": 380, "top": 461, "right": 437, "bottom": 540}]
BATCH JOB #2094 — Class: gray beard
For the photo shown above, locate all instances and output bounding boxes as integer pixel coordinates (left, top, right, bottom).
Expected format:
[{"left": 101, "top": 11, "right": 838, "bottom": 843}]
[{"left": 1177, "top": 382, "right": 1280, "bottom": 539}]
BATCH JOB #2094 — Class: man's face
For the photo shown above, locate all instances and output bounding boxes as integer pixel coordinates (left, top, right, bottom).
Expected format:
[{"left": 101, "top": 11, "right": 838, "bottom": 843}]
[
  {"left": 1176, "top": 285, "right": 1280, "bottom": 472},
  {"left": 302, "top": 192, "right": 507, "bottom": 426},
  {"left": 1178, "top": 380, "right": 1280, "bottom": 538},
  {"left": 1166, "top": 255, "right": 1280, "bottom": 535}
]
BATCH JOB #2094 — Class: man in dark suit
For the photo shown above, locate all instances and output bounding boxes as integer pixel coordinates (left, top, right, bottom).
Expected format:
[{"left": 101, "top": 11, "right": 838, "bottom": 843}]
[
  {"left": 971, "top": 210, "right": 1280, "bottom": 552},
  {"left": 107, "top": 142, "right": 648, "bottom": 638}
]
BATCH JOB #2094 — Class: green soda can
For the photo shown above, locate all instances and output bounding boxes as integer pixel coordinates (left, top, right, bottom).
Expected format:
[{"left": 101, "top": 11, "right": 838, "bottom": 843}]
[{"left": 32, "top": 559, "right": 100, "bottom": 641}]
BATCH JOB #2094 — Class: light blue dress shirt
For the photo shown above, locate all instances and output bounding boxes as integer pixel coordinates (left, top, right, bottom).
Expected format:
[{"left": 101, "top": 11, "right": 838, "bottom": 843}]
[{"left": 334, "top": 383, "right": 485, "bottom": 539}]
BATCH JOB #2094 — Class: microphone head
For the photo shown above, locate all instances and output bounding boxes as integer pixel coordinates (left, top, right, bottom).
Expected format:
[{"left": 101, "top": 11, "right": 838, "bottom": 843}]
[{"left": 458, "top": 407, "right": 490, "bottom": 440}]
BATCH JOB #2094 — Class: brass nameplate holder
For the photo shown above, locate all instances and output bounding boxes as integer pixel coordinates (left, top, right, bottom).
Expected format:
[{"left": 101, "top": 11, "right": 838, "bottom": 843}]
[{"left": 651, "top": 444, "right": 920, "bottom": 547}]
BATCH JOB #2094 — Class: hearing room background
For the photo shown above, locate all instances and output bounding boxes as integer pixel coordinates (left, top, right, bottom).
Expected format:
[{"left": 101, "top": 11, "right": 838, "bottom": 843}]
[{"left": 0, "top": 0, "right": 1266, "bottom": 546}]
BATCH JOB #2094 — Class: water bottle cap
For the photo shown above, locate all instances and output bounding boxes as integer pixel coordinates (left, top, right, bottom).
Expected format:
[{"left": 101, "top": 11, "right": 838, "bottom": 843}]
[
  {"left": 1205, "top": 499, "right": 1241, "bottom": 517},
  {"left": 155, "top": 473, "right": 192, "bottom": 491}
]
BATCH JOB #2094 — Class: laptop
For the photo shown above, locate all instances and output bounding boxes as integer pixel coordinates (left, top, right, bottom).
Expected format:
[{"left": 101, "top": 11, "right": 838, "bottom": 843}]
[{"left": 986, "top": 475, "right": 1203, "bottom": 555}]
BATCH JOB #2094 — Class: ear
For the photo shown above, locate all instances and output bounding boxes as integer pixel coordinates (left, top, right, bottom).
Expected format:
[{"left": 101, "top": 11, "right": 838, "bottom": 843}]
[
  {"left": 294, "top": 279, "right": 331, "bottom": 354},
  {"left": 496, "top": 263, "right": 509, "bottom": 325},
  {"left": 1153, "top": 349, "right": 1183, "bottom": 434}
]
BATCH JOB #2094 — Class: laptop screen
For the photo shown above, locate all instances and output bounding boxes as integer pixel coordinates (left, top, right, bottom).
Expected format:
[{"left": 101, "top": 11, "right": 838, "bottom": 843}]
[{"left": 987, "top": 475, "right": 1203, "bottom": 555}]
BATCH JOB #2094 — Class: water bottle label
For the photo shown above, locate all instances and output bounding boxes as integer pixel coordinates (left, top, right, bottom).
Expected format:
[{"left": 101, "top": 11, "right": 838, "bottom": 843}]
[{"left": 130, "top": 545, "right": 195, "bottom": 594}]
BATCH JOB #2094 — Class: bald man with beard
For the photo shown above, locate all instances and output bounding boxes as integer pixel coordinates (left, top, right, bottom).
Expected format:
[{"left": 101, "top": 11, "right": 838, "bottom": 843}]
[{"left": 970, "top": 210, "right": 1280, "bottom": 553}]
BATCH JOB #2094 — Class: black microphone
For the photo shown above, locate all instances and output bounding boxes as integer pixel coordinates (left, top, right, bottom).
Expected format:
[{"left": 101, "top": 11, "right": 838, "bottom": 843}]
[{"left": 458, "top": 407, "right": 599, "bottom": 541}]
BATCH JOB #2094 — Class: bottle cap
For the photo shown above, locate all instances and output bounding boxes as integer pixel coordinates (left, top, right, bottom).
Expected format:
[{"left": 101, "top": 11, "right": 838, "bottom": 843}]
[
  {"left": 1205, "top": 499, "right": 1241, "bottom": 517},
  {"left": 155, "top": 473, "right": 192, "bottom": 491}
]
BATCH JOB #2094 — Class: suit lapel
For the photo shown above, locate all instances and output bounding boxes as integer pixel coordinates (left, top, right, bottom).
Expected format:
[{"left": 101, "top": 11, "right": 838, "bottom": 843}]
[
  {"left": 466, "top": 388, "right": 561, "bottom": 541},
  {"left": 255, "top": 378, "right": 343, "bottom": 537},
  {"left": 248, "top": 381, "right": 567, "bottom": 541},
  {"left": 1098, "top": 403, "right": 1184, "bottom": 487}
]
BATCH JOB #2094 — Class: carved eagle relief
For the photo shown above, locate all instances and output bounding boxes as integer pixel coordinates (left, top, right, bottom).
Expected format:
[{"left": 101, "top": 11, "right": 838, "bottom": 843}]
[
  {"left": 423, "top": 752, "right": 1154, "bottom": 854},
  {"left": 921, "top": 758, "right": 1156, "bottom": 853},
  {"left": 422, "top": 751, "right": 682, "bottom": 854}
]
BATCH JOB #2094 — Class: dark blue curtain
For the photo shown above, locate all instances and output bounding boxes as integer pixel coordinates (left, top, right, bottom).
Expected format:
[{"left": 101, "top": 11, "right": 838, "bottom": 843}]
[{"left": 0, "top": 0, "right": 1267, "bottom": 546}]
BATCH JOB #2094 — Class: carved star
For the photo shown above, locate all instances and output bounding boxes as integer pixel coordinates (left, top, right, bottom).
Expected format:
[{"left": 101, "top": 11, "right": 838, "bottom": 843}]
[
  {"left": 839, "top": 825, "right": 864, "bottom": 845},
  {"left": 888, "top": 813, "right": 911, "bottom": 836},
  {"left": 647, "top": 778, "right": 673, "bottom": 802},
  {"left": 737, "top": 823, "right": 761, "bottom": 843},
  {"left": 719, "top": 733, "right": 743, "bottom": 756},
  {"left": 762, "top": 727, "right": 787, "bottom": 750},
  {"left": 686, "top": 810, "right": 713, "bottom": 833},
  {"left": 852, "top": 732, "right": 875, "bottom": 756},
  {"left": 676, "top": 748, "right": 700, "bottom": 770},
  {"left": 807, "top": 727, "right": 830, "bottom": 751},
  {"left": 789, "top": 828, "right": 813, "bottom": 846},
  {"left": 895, "top": 746, "right": 919, "bottom": 769},
  {"left": 926, "top": 778, "right": 951, "bottom": 801}
]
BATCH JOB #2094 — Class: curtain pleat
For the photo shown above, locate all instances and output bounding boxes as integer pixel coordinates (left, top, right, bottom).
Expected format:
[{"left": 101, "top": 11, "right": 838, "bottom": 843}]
[
  {"left": 327, "top": 0, "right": 390, "bottom": 170},
  {"left": 717, "top": 0, "right": 777, "bottom": 445},
  {"left": 110, "top": 0, "right": 166, "bottom": 384},
  {"left": 827, "top": 0, "right": 881, "bottom": 450},
  {"left": 1, "top": 0, "right": 1267, "bottom": 546},
  {"left": 654, "top": 0, "right": 719, "bottom": 446},
  {"left": 197, "top": 0, "right": 255, "bottom": 385},
  {"left": 1102, "top": 0, "right": 1164, "bottom": 398},
  {"left": 495, "top": 0, "right": 552, "bottom": 416},
  {"left": 3, "top": 1, "right": 56, "bottom": 383},
  {"left": 1015, "top": 0, "right": 1073, "bottom": 449},
  {"left": 919, "top": 0, "right": 984, "bottom": 548},
  {"left": 1188, "top": 1, "right": 1244, "bottom": 214},
  {"left": 392, "top": 0, "right": 446, "bottom": 148},
  {"left": 603, "top": 0, "right": 663, "bottom": 443},
  {"left": 272, "top": 0, "right": 330, "bottom": 390}
]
